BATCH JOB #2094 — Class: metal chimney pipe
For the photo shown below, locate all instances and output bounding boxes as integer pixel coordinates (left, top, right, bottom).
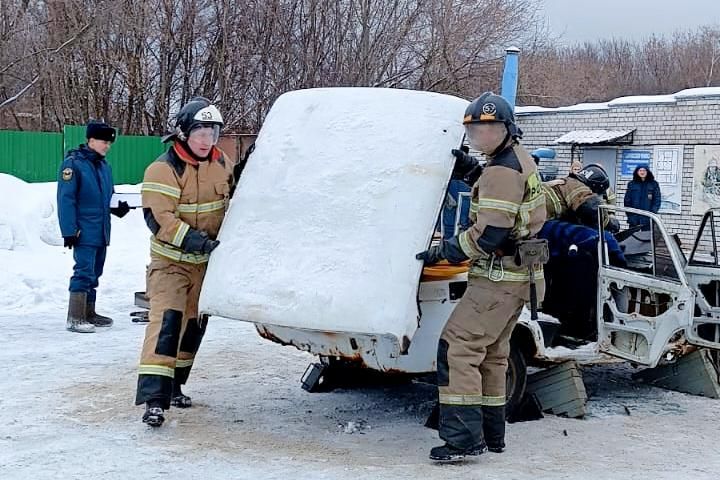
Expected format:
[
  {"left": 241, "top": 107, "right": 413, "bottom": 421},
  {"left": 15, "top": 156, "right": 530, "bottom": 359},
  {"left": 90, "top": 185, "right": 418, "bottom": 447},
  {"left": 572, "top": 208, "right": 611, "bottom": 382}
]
[{"left": 501, "top": 47, "right": 520, "bottom": 111}]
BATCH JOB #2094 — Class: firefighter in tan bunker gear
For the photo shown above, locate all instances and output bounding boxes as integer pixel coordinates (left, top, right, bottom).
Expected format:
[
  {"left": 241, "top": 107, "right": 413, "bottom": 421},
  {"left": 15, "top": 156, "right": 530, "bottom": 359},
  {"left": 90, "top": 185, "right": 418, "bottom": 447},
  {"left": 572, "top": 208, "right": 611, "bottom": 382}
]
[
  {"left": 417, "top": 93, "right": 546, "bottom": 462},
  {"left": 543, "top": 163, "right": 619, "bottom": 232},
  {"left": 136, "top": 97, "right": 235, "bottom": 427}
]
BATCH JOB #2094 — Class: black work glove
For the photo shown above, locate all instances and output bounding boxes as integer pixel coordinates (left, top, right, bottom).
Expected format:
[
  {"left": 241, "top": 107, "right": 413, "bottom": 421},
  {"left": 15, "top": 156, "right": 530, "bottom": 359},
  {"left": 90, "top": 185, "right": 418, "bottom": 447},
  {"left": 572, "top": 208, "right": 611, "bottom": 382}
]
[
  {"left": 416, "top": 238, "right": 469, "bottom": 266},
  {"left": 110, "top": 200, "right": 130, "bottom": 218},
  {"left": 183, "top": 229, "right": 220, "bottom": 254},
  {"left": 463, "top": 163, "right": 484, "bottom": 186},
  {"left": 63, "top": 233, "right": 79, "bottom": 249},
  {"left": 230, "top": 143, "right": 255, "bottom": 198},
  {"left": 606, "top": 217, "right": 621, "bottom": 234},
  {"left": 195, "top": 232, "right": 220, "bottom": 254},
  {"left": 203, "top": 238, "right": 220, "bottom": 254},
  {"left": 229, "top": 162, "right": 245, "bottom": 199},
  {"left": 450, "top": 149, "right": 480, "bottom": 180},
  {"left": 416, "top": 244, "right": 445, "bottom": 266}
]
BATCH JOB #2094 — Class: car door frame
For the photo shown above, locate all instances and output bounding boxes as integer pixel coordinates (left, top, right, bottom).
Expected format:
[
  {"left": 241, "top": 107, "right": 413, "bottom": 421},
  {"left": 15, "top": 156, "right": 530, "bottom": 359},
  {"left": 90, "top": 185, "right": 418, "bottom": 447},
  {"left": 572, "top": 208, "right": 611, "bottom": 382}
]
[
  {"left": 685, "top": 208, "right": 720, "bottom": 349},
  {"left": 596, "top": 205, "right": 694, "bottom": 367}
]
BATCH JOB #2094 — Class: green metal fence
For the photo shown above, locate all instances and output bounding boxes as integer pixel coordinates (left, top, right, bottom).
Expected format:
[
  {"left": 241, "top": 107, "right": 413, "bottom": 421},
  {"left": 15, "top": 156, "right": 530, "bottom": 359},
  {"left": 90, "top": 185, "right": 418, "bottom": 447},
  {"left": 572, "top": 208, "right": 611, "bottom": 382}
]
[
  {"left": 0, "top": 130, "right": 62, "bottom": 183},
  {"left": 0, "top": 126, "right": 167, "bottom": 184}
]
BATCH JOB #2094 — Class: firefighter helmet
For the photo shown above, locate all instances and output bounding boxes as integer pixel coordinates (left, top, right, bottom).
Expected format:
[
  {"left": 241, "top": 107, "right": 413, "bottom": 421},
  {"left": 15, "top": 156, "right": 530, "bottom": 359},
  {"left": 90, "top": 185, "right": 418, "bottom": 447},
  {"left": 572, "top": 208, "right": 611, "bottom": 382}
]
[
  {"left": 164, "top": 97, "right": 224, "bottom": 143},
  {"left": 462, "top": 92, "right": 521, "bottom": 139},
  {"left": 572, "top": 163, "right": 610, "bottom": 194}
]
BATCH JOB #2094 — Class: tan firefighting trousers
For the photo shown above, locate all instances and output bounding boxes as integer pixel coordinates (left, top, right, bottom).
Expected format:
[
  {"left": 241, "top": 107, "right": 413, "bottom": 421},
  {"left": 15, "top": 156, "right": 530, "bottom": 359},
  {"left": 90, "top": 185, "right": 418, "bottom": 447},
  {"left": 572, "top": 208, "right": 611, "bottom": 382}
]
[
  {"left": 436, "top": 275, "right": 545, "bottom": 449},
  {"left": 135, "top": 255, "right": 208, "bottom": 408}
]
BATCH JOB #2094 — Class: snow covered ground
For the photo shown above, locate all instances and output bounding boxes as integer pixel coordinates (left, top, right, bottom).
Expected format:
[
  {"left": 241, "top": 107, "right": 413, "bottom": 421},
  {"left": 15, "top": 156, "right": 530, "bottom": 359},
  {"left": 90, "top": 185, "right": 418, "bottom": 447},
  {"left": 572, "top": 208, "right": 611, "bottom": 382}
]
[{"left": 2, "top": 174, "right": 720, "bottom": 479}]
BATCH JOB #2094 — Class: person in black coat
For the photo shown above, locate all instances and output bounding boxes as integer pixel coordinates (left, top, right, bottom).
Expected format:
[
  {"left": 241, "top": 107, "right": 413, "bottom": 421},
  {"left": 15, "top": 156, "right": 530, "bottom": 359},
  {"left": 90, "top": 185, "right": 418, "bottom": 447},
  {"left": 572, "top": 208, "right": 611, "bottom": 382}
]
[{"left": 623, "top": 165, "right": 661, "bottom": 230}]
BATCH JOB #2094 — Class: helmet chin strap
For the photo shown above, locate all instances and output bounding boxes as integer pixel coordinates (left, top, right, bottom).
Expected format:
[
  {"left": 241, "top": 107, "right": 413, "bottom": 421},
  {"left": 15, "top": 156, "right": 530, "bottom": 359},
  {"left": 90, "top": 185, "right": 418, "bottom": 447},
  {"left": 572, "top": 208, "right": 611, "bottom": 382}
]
[{"left": 488, "top": 127, "right": 511, "bottom": 158}]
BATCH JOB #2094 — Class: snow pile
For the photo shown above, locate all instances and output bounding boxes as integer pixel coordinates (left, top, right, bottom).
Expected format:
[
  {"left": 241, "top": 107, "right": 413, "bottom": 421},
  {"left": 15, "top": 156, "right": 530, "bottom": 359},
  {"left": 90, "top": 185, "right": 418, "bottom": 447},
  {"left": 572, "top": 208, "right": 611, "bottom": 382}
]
[
  {"left": 0, "top": 173, "right": 62, "bottom": 250},
  {"left": 340, "top": 420, "right": 371, "bottom": 434},
  {"left": 544, "top": 342, "right": 608, "bottom": 364},
  {"left": 0, "top": 174, "right": 148, "bottom": 314},
  {"left": 200, "top": 88, "right": 468, "bottom": 342}
]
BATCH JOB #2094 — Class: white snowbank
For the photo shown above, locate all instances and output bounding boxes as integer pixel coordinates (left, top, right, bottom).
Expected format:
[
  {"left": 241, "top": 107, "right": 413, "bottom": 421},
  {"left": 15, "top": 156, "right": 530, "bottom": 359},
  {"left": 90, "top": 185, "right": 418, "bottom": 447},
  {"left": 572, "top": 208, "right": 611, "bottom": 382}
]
[
  {"left": 0, "top": 173, "right": 61, "bottom": 250},
  {"left": 200, "top": 88, "right": 468, "bottom": 343},
  {"left": 0, "top": 174, "right": 148, "bottom": 314}
]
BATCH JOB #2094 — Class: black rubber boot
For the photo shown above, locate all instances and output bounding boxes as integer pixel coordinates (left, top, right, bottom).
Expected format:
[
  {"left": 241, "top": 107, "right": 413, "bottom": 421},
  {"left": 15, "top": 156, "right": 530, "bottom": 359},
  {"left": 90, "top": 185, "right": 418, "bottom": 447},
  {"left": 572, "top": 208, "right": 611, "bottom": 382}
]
[
  {"left": 432, "top": 404, "right": 488, "bottom": 462},
  {"left": 429, "top": 443, "right": 487, "bottom": 462},
  {"left": 142, "top": 401, "right": 165, "bottom": 427},
  {"left": 482, "top": 405, "right": 506, "bottom": 453},
  {"left": 171, "top": 384, "right": 192, "bottom": 408}
]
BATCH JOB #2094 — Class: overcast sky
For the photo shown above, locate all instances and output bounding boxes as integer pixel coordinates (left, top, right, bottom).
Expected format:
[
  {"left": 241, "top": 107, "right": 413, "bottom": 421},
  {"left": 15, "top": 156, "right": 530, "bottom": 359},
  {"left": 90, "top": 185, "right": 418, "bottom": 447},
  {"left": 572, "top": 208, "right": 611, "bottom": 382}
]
[{"left": 540, "top": 0, "right": 720, "bottom": 44}]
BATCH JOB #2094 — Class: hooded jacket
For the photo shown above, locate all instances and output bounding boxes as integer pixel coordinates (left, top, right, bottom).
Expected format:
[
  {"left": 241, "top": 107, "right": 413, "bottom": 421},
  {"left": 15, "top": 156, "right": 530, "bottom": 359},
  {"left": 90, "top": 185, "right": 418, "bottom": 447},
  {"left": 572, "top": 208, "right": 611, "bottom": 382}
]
[{"left": 623, "top": 166, "right": 661, "bottom": 228}]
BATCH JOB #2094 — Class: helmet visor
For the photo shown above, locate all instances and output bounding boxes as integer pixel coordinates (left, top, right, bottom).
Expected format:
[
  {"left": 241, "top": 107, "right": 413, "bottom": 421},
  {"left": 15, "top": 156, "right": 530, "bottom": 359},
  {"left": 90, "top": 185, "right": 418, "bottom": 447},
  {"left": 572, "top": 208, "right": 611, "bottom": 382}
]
[
  {"left": 188, "top": 124, "right": 220, "bottom": 145},
  {"left": 465, "top": 122, "right": 507, "bottom": 155}
]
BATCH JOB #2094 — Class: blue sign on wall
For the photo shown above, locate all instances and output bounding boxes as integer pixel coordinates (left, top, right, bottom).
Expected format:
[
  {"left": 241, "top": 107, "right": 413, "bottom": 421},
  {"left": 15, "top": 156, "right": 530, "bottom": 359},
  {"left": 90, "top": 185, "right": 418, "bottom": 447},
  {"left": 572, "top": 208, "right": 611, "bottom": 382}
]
[{"left": 621, "top": 149, "right": 652, "bottom": 177}]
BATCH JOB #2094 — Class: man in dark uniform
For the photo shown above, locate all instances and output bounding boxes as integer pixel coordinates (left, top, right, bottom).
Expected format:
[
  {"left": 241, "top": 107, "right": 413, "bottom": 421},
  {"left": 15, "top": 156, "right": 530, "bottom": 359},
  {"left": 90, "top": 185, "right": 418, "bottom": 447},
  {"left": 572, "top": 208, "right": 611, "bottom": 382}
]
[{"left": 57, "top": 120, "right": 130, "bottom": 333}]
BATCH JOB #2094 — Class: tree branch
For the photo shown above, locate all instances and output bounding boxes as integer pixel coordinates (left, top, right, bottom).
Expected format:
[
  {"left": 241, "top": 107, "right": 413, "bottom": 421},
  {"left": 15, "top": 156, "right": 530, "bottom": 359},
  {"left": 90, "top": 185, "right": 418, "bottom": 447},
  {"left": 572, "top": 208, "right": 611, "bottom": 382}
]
[{"left": 0, "top": 23, "right": 92, "bottom": 110}]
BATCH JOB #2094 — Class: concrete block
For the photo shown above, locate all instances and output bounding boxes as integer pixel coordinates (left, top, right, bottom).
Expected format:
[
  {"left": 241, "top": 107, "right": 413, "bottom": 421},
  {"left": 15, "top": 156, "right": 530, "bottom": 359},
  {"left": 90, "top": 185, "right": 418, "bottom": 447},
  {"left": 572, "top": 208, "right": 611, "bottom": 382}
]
[
  {"left": 633, "top": 349, "right": 720, "bottom": 399},
  {"left": 527, "top": 361, "right": 588, "bottom": 418}
]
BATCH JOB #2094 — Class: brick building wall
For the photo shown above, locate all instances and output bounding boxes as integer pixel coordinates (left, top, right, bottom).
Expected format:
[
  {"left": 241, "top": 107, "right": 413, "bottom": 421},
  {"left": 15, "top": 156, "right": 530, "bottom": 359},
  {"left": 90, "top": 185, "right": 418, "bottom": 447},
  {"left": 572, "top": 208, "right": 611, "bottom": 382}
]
[{"left": 515, "top": 90, "right": 720, "bottom": 249}]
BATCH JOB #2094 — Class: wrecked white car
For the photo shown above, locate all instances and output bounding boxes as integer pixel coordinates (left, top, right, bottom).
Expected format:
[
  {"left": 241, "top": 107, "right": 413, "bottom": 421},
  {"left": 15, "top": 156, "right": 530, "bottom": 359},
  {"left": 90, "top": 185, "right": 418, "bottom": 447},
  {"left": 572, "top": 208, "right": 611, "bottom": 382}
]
[{"left": 186, "top": 88, "right": 720, "bottom": 417}]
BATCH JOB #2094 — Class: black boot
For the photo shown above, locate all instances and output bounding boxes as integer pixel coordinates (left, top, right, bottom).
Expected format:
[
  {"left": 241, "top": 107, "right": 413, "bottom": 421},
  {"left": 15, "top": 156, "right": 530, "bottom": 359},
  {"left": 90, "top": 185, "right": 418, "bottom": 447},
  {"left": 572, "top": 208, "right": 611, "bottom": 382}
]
[
  {"left": 429, "top": 443, "right": 487, "bottom": 462},
  {"left": 86, "top": 301, "right": 113, "bottom": 327},
  {"left": 424, "top": 402, "right": 440, "bottom": 430},
  {"left": 66, "top": 292, "right": 95, "bottom": 333},
  {"left": 171, "top": 383, "right": 192, "bottom": 408},
  {"left": 482, "top": 405, "right": 506, "bottom": 453},
  {"left": 431, "top": 404, "right": 487, "bottom": 462},
  {"left": 142, "top": 401, "right": 165, "bottom": 427}
]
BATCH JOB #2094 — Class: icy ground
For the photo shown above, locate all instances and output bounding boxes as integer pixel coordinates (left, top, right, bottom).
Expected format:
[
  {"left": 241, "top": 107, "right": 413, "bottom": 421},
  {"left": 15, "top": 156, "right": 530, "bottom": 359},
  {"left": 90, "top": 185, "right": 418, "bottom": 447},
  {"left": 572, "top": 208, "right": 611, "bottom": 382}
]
[{"left": 1, "top": 175, "right": 720, "bottom": 479}]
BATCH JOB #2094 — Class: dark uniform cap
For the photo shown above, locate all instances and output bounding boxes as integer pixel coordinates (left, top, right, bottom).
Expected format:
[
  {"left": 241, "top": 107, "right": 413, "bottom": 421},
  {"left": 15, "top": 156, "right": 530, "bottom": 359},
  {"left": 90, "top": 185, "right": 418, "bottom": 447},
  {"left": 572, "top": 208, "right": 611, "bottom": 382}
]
[{"left": 86, "top": 120, "right": 116, "bottom": 143}]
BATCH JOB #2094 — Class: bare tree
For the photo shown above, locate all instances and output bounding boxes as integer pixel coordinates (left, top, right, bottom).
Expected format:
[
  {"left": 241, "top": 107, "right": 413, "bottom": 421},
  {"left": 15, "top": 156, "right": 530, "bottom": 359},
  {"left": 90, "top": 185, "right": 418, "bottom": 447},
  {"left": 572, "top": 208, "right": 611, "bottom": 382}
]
[
  {"left": 518, "top": 25, "right": 720, "bottom": 107},
  {"left": 0, "top": 0, "right": 544, "bottom": 133}
]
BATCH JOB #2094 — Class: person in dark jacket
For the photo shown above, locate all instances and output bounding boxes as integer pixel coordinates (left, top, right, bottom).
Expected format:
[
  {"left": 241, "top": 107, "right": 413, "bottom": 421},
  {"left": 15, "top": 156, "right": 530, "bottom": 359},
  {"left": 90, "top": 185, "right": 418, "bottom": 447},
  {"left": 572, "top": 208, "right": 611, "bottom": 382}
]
[
  {"left": 441, "top": 145, "right": 476, "bottom": 238},
  {"left": 623, "top": 166, "right": 661, "bottom": 230},
  {"left": 57, "top": 120, "right": 130, "bottom": 333}
]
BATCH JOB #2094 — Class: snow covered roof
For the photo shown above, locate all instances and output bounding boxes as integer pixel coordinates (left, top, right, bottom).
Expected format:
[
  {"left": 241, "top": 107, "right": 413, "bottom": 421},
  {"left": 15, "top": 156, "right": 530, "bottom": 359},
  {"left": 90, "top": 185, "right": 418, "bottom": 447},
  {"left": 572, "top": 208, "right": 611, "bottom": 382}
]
[
  {"left": 608, "top": 95, "right": 677, "bottom": 106},
  {"left": 554, "top": 129, "right": 635, "bottom": 145},
  {"left": 516, "top": 86, "right": 720, "bottom": 115},
  {"left": 516, "top": 103, "right": 608, "bottom": 114},
  {"left": 675, "top": 87, "right": 720, "bottom": 98}
]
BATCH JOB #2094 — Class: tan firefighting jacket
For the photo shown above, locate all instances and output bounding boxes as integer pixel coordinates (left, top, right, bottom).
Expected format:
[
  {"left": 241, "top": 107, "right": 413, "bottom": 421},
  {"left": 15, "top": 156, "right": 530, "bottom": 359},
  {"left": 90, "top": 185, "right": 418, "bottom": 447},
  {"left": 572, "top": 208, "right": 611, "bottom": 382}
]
[
  {"left": 542, "top": 177, "right": 594, "bottom": 221},
  {"left": 141, "top": 142, "right": 235, "bottom": 264},
  {"left": 543, "top": 177, "right": 610, "bottom": 227},
  {"left": 458, "top": 142, "right": 546, "bottom": 282}
]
